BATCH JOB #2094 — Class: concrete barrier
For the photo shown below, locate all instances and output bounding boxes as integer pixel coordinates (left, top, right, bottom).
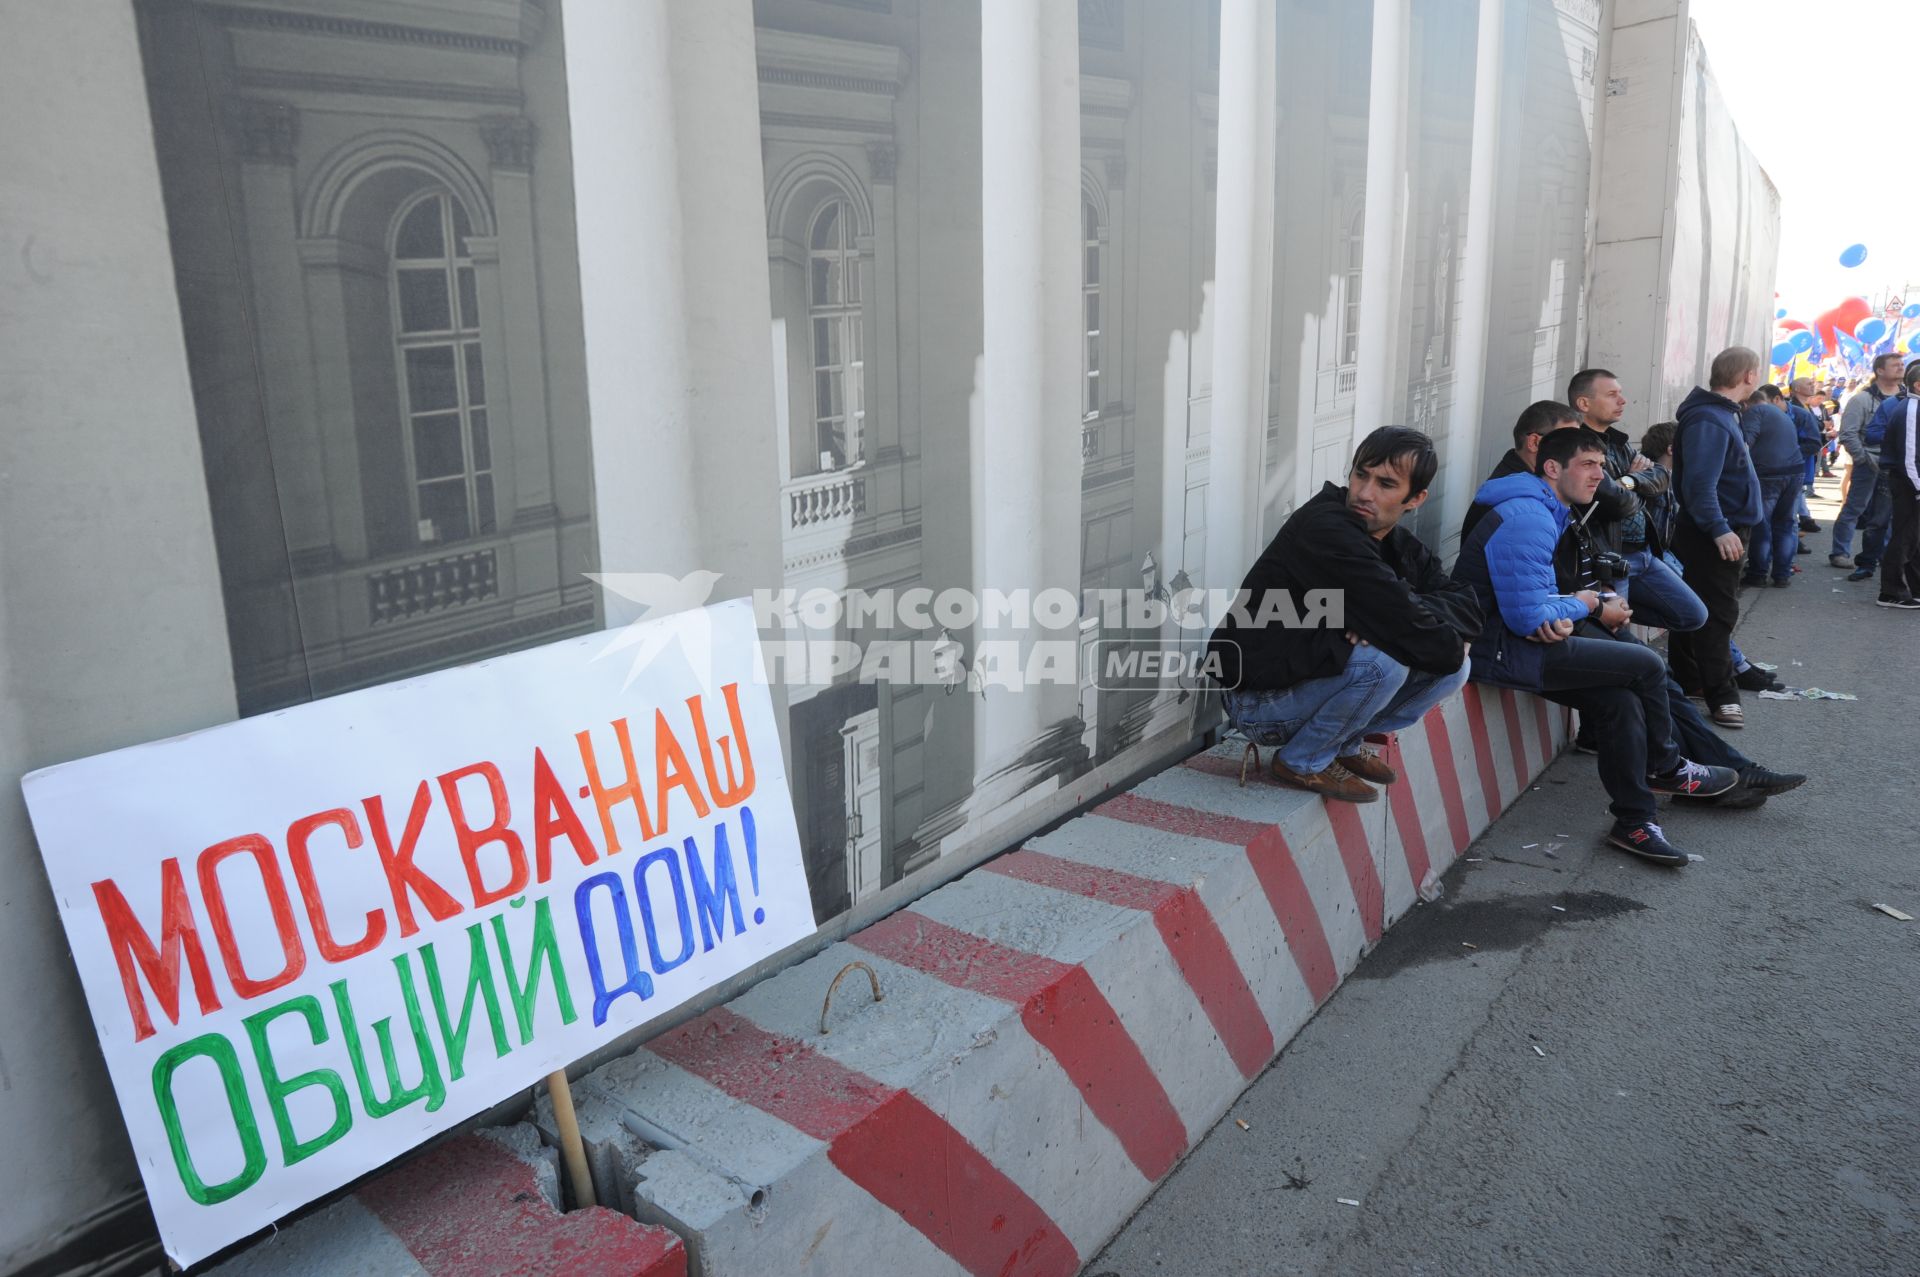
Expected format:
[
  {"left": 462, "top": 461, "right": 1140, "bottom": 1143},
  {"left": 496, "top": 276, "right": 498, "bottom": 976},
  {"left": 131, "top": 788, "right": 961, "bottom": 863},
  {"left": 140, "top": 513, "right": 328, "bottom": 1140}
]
[
  {"left": 207, "top": 1124, "right": 686, "bottom": 1277},
  {"left": 572, "top": 688, "right": 1568, "bottom": 1276}
]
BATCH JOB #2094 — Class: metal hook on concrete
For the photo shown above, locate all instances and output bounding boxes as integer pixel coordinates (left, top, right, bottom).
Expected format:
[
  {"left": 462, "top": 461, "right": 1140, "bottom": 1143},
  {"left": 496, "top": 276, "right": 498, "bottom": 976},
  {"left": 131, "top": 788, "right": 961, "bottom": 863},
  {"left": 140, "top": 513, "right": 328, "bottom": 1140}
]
[
  {"left": 819, "top": 960, "right": 883, "bottom": 1035},
  {"left": 1239, "top": 741, "right": 1261, "bottom": 786}
]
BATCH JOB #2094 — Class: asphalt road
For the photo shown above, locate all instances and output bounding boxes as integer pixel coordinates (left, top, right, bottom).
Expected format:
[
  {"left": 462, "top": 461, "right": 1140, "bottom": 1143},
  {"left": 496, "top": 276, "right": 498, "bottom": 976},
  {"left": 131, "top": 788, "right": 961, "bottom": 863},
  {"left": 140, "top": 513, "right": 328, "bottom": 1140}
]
[{"left": 1092, "top": 478, "right": 1919, "bottom": 1277}]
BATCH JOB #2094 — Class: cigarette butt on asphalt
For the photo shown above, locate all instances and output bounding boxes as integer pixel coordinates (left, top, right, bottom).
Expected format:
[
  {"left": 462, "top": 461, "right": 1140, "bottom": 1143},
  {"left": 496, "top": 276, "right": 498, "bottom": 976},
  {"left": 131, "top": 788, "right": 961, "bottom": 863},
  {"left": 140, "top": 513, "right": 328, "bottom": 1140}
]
[{"left": 1532, "top": 1045, "right": 1547, "bottom": 1058}]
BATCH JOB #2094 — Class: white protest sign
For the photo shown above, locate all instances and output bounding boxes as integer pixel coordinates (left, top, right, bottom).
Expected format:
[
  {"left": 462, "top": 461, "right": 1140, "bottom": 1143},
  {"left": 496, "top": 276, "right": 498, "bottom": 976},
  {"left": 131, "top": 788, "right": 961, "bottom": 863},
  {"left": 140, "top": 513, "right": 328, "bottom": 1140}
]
[{"left": 23, "top": 598, "right": 813, "bottom": 1267}]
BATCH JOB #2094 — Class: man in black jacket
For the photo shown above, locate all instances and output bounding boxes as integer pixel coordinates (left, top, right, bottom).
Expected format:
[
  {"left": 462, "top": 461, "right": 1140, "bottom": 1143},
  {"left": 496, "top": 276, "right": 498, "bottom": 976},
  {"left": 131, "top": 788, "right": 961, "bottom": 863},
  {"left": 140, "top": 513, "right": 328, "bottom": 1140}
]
[
  {"left": 1461, "top": 400, "right": 1583, "bottom": 541},
  {"left": 1209, "top": 427, "right": 1481, "bottom": 803},
  {"left": 1567, "top": 368, "right": 1706, "bottom": 632}
]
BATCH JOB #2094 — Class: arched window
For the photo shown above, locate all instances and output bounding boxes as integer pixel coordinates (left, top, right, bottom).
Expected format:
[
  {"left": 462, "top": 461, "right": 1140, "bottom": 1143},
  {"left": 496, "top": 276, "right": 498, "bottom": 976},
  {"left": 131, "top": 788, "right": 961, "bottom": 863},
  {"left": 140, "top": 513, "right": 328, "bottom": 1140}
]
[
  {"left": 391, "top": 190, "right": 492, "bottom": 545},
  {"left": 1340, "top": 206, "right": 1364, "bottom": 366},
  {"left": 809, "top": 199, "right": 863, "bottom": 469},
  {"left": 1084, "top": 198, "right": 1103, "bottom": 420}
]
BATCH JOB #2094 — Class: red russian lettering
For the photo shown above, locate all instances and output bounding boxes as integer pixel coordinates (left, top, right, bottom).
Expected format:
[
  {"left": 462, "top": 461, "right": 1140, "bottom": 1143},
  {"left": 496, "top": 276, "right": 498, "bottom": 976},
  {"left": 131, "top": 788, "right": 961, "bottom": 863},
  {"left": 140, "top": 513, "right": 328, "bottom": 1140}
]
[
  {"left": 91, "top": 860, "right": 221, "bottom": 1042},
  {"left": 363, "top": 782, "right": 464, "bottom": 938},
  {"left": 198, "top": 834, "right": 307, "bottom": 1001},
  {"left": 286, "top": 809, "right": 387, "bottom": 963},
  {"left": 531, "top": 747, "right": 598, "bottom": 883},
  {"left": 438, "top": 762, "right": 529, "bottom": 909}
]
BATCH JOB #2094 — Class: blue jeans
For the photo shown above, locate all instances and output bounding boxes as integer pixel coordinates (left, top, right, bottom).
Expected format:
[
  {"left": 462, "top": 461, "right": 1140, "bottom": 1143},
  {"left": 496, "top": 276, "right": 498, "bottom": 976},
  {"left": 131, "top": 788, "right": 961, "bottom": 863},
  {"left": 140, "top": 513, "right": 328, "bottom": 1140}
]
[
  {"left": 1621, "top": 549, "right": 1707, "bottom": 631},
  {"left": 1535, "top": 633, "right": 1684, "bottom": 823},
  {"left": 1222, "top": 644, "right": 1471, "bottom": 774},
  {"left": 1833, "top": 462, "right": 1892, "bottom": 564},
  {"left": 1746, "top": 475, "right": 1801, "bottom": 583}
]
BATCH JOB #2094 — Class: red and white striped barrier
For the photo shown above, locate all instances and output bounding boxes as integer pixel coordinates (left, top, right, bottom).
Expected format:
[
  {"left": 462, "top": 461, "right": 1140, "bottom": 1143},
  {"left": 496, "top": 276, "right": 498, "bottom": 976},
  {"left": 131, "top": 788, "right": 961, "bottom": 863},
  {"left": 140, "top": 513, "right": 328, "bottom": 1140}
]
[
  {"left": 208, "top": 1125, "right": 686, "bottom": 1277},
  {"left": 587, "top": 687, "right": 1567, "bottom": 1277}
]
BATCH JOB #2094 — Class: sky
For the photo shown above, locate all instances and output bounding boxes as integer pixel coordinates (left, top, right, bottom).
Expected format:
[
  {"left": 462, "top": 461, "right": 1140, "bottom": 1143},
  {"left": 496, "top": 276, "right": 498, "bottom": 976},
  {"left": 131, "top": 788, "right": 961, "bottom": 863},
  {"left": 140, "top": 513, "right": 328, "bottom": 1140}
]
[{"left": 1689, "top": 0, "right": 1920, "bottom": 322}]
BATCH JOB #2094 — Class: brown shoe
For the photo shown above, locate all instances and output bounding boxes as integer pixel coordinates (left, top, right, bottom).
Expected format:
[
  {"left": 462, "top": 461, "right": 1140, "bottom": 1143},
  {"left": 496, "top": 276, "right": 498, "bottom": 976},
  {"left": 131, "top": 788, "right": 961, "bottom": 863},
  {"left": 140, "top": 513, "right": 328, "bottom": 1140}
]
[
  {"left": 1269, "top": 757, "right": 1379, "bottom": 803},
  {"left": 1335, "top": 745, "right": 1399, "bottom": 785}
]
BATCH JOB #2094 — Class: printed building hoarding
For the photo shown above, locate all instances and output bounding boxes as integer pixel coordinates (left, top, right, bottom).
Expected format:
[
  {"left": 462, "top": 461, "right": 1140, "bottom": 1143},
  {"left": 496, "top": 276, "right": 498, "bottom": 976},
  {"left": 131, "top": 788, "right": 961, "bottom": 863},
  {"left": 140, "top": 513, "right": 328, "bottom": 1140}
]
[{"left": 22, "top": 600, "right": 812, "bottom": 1267}]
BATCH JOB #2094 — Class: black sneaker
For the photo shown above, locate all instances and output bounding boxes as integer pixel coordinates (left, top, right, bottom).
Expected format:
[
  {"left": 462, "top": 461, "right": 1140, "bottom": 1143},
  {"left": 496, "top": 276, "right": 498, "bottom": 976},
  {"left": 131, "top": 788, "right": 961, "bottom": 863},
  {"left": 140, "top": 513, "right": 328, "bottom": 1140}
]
[
  {"left": 1848, "top": 566, "right": 1877, "bottom": 582},
  {"left": 1648, "top": 759, "right": 1740, "bottom": 797},
  {"left": 1734, "top": 666, "right": 1784, "bottom": 692},
  {"left": 1694, "top": 783, "right": 1768, "bottom": 809},
  {"left": 1738, "top": 765, "right": 1807, "bottom": 795},
  {"left": 1799, "top": 517, "right": 1821, "bottom": 533},
  {"left": 1877, "top": 594, "right": 1920, "bottom": 610},
  {"left": 1607, "top": 820, "right": 1690, "bottom": 866}
]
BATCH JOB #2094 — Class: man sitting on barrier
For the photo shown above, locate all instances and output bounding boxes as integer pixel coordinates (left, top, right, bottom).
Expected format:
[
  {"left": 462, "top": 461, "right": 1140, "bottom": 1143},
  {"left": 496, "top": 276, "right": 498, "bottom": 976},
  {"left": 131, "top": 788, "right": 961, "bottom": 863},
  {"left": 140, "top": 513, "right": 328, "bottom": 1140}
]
[
  {"left": 1454, "top": 427, "right": 1740, "bottom": 865},
  {"left": 1208, "top": 427, "right": 1481, "bottom": 804},
  {"left": 1459, "top": 406, "right": 1802, "bottom": 804}
]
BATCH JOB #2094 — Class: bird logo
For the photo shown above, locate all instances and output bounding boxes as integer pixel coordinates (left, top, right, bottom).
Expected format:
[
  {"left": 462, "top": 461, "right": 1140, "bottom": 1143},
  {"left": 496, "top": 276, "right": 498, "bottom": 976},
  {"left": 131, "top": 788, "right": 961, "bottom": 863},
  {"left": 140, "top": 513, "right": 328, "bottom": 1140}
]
[{"left": 583, "top": 569, "right": 726, "bottom": 691}]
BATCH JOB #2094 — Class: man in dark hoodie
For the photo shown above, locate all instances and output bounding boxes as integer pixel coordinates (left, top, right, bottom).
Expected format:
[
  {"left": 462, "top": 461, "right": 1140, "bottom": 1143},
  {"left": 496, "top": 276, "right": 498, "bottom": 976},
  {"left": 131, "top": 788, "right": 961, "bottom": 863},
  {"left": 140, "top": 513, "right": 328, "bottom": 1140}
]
[
  {"left": 1454, "top": 428, "right": 1739, "bottom": 864},
  {"left": 1670, "top": 347, "right": 1764, "bottom": 729},
  {"left": 1739, "top": 384, "right": 1806, "bottom": 589},
  {"left": 1209, "top": 427, "right": 1481, "bottom": 804}
]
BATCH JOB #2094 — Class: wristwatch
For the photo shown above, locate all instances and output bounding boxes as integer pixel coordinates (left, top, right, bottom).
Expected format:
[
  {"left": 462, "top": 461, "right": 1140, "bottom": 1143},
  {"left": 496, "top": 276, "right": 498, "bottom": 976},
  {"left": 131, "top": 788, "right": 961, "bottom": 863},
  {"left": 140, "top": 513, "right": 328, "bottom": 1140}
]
[{"left": 1619, "top": 474, "right": 1637, "bottom": 491}]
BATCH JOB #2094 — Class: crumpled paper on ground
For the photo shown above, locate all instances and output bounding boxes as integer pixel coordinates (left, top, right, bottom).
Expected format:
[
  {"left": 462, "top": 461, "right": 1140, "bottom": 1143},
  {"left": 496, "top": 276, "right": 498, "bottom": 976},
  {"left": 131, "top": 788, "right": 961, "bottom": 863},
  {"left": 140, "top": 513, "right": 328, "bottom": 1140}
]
[{"left": 1756, "top": 686, "right": 1857, "bottom": 701}]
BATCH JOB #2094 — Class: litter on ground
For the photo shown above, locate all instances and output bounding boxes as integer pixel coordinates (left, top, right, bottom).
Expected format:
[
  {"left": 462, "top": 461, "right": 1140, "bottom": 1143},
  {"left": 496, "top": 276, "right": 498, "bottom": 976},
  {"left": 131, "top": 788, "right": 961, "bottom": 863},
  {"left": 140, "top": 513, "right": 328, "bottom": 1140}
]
[
  {"left": 1757, "top": 686, "right": 1857, "bottom": 701},
  {"left": 1871, "top": 903, "right": 1914, "bottom": 922}
]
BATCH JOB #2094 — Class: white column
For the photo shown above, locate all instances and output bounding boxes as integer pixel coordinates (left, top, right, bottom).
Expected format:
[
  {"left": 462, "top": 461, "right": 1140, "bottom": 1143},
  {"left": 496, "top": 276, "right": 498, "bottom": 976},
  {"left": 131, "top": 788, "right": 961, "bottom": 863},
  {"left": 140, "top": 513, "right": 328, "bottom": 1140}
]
[
  {"left": 561, "top": 0, "right": 782, "bottom": 623},
  {"left": 0, "top": 1, "right": 238, "bottom": 1265},
  {"left": 1440, "top": 0, "right": 1506, "bottom": 556},
  {"left": 974, "top": 0, "right": 1083, "bottom": 779},
  {"left": 1353, "top": 0, "right": 1412, "bottom": 446},
  {"left": 1206, "top": 0, "right": 1278, "bottom": 586}
]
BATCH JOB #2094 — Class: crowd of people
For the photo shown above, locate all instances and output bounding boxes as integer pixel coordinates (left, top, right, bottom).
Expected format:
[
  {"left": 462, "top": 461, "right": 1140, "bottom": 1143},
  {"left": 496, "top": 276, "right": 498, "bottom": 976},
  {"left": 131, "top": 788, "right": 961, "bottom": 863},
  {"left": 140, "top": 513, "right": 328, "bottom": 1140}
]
[{"left": 1206, "top": 341, "right": 1920, "bottom": 865}]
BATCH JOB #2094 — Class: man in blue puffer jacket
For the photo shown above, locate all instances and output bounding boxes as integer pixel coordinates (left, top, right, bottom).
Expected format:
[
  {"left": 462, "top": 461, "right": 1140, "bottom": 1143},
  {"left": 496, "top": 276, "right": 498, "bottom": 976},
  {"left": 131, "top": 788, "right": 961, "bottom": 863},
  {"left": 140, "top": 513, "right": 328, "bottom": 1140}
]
[
  {"left": 1455, "top": 429, "right": 1737, "bottom": 865},
  {"left": 1670, "top": 347, "right": 1764, "bottom": 727}
]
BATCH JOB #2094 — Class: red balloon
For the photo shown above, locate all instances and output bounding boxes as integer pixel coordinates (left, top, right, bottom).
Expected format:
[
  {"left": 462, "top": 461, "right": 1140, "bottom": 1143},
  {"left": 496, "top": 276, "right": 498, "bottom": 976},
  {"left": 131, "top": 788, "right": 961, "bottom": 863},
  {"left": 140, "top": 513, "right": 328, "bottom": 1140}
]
[
  {"left": 1813, "top": 297, "right": 1872, "bottom": 351},
  {"left": 1778, "top": 319, "right": 1807, "bottom": 331}
]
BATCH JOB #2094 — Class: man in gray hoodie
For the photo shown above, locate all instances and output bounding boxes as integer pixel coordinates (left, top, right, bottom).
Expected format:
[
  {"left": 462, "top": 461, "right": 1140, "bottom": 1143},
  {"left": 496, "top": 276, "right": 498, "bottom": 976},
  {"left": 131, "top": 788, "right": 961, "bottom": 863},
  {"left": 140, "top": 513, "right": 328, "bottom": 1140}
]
[{"left": 1830, "top": 352, "right": 1901, "bottom": 576}]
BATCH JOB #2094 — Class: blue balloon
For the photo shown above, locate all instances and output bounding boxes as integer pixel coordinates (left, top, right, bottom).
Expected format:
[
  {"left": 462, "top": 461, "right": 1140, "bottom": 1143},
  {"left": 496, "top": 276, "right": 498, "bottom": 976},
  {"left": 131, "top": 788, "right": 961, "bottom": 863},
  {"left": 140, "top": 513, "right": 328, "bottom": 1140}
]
[
  {"left": 1909, "top": 332, "right": 1920, "bottom": 354},
  {"left": 1776, "top": 307, "right": 1788, "bottom": 319},
  {"left": 1790, "top": 330, "right": 1815, "bottom": 354},
  {"left": 1904, "top": 302, "right": 1920, "bottom": 319},
  {"left": 1770, "top": 340, "right": 1796, "bottom": 366},
  {"left": 1840, "top": 243, "right": 1868, "bottom": 268},
  {"left": 1856, "top": 317, "right": 1889, "bottom": 345}
]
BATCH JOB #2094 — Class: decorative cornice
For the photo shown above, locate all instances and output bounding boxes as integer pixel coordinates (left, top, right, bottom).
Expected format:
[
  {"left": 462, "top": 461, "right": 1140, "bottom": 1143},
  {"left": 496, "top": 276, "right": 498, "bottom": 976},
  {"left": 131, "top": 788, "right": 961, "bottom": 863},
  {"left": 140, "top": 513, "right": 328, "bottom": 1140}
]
[
  {"left": 479, "top": 116, "right": 535, "bottom": 169},
  {"left": 759, "top": 66, "right": 897, "bottom": 96},
  {"left": 203, "top": 5, "right": 527, "bottom": 55},
  {"left": 234, "top": 67, "right": 521, "bottom": 108},
  {"left": 760, "top": 112, "right": 894, "bottom": 138},
  {"left": 867, "top": 142, "right": 897, "bottom": 183},
  {"left": 224, "top": 98, "right": 298, "bottom": 163}
]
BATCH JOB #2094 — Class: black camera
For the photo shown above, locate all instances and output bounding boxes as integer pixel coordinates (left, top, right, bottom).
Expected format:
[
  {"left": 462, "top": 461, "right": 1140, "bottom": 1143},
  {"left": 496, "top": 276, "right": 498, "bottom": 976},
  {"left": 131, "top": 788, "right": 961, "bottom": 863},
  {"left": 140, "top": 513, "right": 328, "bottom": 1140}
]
[{"left": 1592, "top": 550, "right": 1629, "bottom": 587}]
